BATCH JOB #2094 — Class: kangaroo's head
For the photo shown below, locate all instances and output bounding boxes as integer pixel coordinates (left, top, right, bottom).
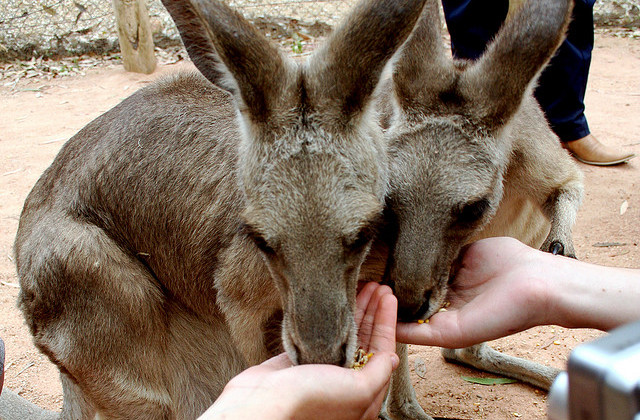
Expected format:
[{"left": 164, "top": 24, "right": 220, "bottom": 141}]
[
  {"left": 383, "top": 0, "right": 572, "bottom": 321},
  {"left": 163, "top": 0, "right": 428, "bottom": 365}
]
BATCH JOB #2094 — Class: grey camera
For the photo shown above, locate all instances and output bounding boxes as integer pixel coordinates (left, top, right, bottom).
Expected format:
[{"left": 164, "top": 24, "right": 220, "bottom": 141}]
[{"left": 548, "top": 320, "right": 640, "bottom": 420}]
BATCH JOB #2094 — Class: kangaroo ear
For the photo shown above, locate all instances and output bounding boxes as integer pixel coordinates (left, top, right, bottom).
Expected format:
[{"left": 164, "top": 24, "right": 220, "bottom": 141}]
[
  {"left": 392, "top": 0, "right": 455, "bottom": 112},
  {"left": 161, "top": 0, "right": 233, "bottom": 93},
  {"left": 162, "top": 0, "right": 292, "bottom": 123},
  {"left": 460, "top": 0, "right": 572, "bottom": 127},
  {"left": 306, "top": 0, "right": 429, "bottom": 125}
]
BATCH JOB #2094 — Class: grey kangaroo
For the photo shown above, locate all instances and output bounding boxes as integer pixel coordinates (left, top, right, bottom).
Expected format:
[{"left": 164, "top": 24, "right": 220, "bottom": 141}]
[
  {"left": 1, "top": 0, "right": 430, "bottom": 418},
  {"left": 373, "top": 0, "right": 584, "bottom": 418}
]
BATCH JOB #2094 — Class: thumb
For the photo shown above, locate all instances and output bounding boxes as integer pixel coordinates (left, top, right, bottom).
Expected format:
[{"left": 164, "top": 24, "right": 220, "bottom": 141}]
[{"left": 360, "top": 350, "right": 399, "bottom": 387}]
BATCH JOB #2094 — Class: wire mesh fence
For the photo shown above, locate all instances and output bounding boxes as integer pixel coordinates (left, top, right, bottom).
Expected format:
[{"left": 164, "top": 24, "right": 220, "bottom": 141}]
[
  {"left": 0, "top": 0, "right": 638, "bottom": 62},
  {"left": 0, "top": 0, "right": 354, "bottom": 61}
]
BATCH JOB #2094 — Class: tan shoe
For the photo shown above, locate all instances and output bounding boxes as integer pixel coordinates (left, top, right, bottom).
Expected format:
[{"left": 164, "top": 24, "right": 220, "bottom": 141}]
[{"left": 564, "top": 134, "right": 636, "bottom": 166}]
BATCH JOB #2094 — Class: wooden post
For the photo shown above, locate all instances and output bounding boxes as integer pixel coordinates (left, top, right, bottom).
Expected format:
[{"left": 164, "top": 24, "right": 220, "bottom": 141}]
[{"left": 113, "top": 0, "right": 157, "bottom": 74}]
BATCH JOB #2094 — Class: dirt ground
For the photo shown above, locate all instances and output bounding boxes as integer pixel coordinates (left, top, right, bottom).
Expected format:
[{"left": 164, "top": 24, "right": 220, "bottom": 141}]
[{"left": 1, "top": 33, "right": 638, "bottom": 419}]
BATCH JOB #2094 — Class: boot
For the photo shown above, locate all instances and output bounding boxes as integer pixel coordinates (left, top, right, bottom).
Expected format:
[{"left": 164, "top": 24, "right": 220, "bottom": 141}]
[{"left": 564, "top": 134, "right": 636, "bottom": 166}]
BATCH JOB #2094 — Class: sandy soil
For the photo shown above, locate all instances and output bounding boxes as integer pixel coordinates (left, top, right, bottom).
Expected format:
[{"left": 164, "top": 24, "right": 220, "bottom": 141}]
[{"left": 1, "top": 33, "right": 638, "bottom": 419}]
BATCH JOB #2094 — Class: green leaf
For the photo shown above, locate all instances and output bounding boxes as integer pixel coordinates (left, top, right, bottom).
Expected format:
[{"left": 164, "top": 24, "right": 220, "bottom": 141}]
[{"left": 461, "top": 375, "right": 517, "bottom": 385}]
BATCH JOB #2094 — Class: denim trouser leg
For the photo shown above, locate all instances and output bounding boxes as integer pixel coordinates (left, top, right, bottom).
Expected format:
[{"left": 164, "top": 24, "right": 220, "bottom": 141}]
[{"left": 441, "top": 0, "right": 596, "bottom": 142}]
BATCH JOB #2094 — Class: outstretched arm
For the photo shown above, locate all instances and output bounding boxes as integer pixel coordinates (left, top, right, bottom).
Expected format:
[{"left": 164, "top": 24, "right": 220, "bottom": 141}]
[{"left": 397, "top": 237, "right": 640, "bottom": 349}]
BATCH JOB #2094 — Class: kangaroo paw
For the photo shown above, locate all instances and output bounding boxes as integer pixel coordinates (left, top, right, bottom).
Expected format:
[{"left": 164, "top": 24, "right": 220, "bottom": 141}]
[
  {"left": 540, "top": 239, "right": 577, "bottom": 259},
  {"left": 442, "top": 344, "right": 559, "bottom": 390}
]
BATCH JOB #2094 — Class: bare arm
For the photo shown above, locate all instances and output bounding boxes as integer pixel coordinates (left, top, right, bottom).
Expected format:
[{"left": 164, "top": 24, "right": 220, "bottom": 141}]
[
  {"left": 396, "top": 237, "right": 640, "bottom": 349},
  {"left": 547, "top": 251, "right": 640, "bottom": 331}
]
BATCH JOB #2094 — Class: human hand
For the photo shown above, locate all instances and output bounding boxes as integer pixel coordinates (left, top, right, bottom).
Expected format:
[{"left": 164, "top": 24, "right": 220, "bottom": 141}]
[
  {"left": 396, "top": 237, "right": 551, "bottom": 348},
  {"left": 200, "top": 282, "right": 399, "bottom": 420}
]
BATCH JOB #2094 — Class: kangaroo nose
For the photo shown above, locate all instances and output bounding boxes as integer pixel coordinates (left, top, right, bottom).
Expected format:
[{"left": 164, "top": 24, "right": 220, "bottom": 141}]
[
  {"left": 398, "top": 289, "right": 432, "bottom": 322},
  {"left": 291, "top": 336, "right": 350, "bottom": 366}
]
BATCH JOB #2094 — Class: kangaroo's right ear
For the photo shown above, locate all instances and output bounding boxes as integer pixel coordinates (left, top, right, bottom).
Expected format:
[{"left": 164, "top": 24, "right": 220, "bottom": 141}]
[
  {"left": 392, "top": 0, "right": 455, "bottom": 113},
  {"left": 305, "top": 0, "right": 429, "bottom": 126},
  {"left": 460, "top": 0, "right": 572, "bottom": 127},
  {"left": 162, "top": 0, "right": 292, "bottom": 124},
  {"left": 162, "top": 0, "right": 235, "bottom": 93}
]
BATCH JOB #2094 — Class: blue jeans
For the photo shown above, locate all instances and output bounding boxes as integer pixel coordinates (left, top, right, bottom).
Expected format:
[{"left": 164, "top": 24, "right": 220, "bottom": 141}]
[{"left": 442, "top": 0, "right": 596, "bottom": 142}]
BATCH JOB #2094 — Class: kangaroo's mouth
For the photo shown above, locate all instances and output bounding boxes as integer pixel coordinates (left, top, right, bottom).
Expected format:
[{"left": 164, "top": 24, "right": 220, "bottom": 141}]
[
  {"left": 391, "top": 272, "right": 451, "bottom": 322},
  {"left": 408, "top": 298, "right": 434, "bottom": 322},
  {"left": 281, "top": 314, "right": 356, "bottom": 367}
]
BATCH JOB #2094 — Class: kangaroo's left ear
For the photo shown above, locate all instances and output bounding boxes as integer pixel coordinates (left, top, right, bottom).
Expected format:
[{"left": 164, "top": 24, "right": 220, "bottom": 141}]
[
  {"left": 392, "top": 0, "right": 456, "bottom": 113},
  {"left": 162, "top": 0, "right": 294, "bottom": 124},
  {"left": 459, "top": 0, "right": 572, "bottom": 127},
  {"left": 305, "top": 0, "right": 430, "bottom": 127}
]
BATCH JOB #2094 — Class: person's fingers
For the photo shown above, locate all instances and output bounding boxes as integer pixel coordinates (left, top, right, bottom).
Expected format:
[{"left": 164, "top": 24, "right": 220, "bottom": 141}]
[
  {"left": 449, "top": 242, "right": 470, "bottom": 283},
  {"left": 358, "top": 285, "right": 393, "bottom": 350},
  {"left": 355, "top": 282, "right": 381, "bottom": 327},
  {"left": 362, "top": 350, "right": 398, "bottom": 378},
  {"left": 397, "top": 291, "right": 531, "bottom": 349},
  {"left": 357, "top": 284, "right": 384, "bottom": 347},
  {"left": 368, "top": 293, "right": 397, "bottom": 353}
]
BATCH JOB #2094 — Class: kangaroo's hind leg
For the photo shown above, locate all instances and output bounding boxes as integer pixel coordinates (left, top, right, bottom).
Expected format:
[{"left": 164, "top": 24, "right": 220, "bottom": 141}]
[
  {"left": 442, "top": 343, "right": 560, "bottom": 390},
  {"left": 17, "top": 219, "right": 243, "bottom": 419},
  {"left": 17, "top": 220, "right": 180, "bottom": 418},
  {"left": 381, "top": 343, "right": 434, "bottom": 420}
]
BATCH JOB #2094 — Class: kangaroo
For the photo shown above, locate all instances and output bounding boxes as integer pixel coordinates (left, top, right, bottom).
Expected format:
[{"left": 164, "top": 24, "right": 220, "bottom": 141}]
[
  {"left": 1, "top": 0, "right": 430, "bottom": 418},
  {"left": 374, "top": 0, "right": 584, "bottom": 417}
]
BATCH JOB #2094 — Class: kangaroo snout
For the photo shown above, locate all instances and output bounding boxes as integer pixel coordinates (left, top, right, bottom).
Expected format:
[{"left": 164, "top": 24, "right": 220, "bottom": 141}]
[
  {"left": 385, "top": 251, "right": 448, "bottom": 322},
  {"left": 284, "top": 316, "right": 356, "bottom": 367},
  {"left": 397, "top": 289, "right": 433, "bottom": 322},
  {"left": 288, "top": 333, "right": 352, "bottom": 367},
  {"left": 279, "top": 286, "right": 358, "bottom": 367}
]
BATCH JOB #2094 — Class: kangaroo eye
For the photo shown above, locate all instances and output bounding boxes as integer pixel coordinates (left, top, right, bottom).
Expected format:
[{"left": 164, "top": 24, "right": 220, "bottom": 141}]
[
  {"left": 241, "top": 224, "right": 276, "bottom": 256},
  {"left": 343, "top": 214, "right": 383, "bottom": 255},
  {"left": 345, "top": 229, "right": 374, "bottom": 253},
  {"left": 251, "top": 234, "right": 276, "bottom": 256},
  {"left": 453, "top": 197, "right": 490, "bottom": 227}
]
